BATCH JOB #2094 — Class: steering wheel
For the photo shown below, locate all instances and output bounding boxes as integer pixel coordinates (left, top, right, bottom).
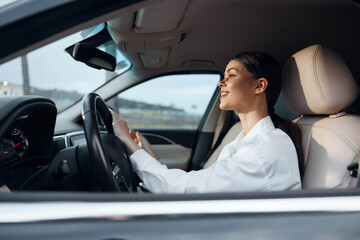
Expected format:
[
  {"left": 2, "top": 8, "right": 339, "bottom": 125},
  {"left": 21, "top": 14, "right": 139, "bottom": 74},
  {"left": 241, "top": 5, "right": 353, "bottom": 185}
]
[{"left": 82, "top": 92, "right": 137, "bottom": 192}]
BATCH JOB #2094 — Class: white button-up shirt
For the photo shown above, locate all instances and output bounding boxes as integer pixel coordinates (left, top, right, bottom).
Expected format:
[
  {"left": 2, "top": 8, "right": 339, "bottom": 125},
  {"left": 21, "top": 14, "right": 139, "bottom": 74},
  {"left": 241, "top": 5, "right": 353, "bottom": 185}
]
[{"left": 130, "top": 116, "right": 301, "bottom": 193}]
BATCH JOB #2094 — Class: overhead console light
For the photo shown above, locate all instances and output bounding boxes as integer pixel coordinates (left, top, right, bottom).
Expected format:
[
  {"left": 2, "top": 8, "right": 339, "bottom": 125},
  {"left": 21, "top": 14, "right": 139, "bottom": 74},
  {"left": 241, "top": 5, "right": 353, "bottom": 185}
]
[
  {"left": 108, "top": 26, "right": 190, "bottom": 69},
  {"left": 107, "top": 0, "right": 191, "bottom": 69},
  {"left": 140, "top": 49, "right": 169, "bottom": 69},
  {"left": 134, "top": 0, "right": 189, "bottom": 33}
]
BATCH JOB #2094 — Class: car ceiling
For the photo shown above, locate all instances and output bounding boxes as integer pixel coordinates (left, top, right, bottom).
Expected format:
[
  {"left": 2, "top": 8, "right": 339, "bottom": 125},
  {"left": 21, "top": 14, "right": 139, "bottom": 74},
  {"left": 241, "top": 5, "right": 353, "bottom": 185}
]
[
  {"left": 107, "top": 0, "right": 360, "bottom": 84},
  {"left": 0, "top": 0, "right": 359, "bottom": 85}
]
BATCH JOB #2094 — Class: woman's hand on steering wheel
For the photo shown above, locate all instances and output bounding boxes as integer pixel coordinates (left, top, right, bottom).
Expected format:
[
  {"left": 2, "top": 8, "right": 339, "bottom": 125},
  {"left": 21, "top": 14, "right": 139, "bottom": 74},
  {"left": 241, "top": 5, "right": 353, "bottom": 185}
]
[
  {"left": 110, "top": 109, "right": 158, "bottom": 161},
  {"left": 110, "top": 109, "right": 140, "bottom": 155}
]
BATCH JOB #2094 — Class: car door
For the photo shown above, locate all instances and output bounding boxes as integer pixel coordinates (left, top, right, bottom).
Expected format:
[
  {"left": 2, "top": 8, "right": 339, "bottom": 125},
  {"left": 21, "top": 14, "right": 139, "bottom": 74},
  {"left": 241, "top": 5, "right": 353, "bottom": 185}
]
[
  {"left": 2, "top": 190, "right": 360, "bottom": 240},
  {"left": 107, "top": 73, "right": 221, "bottom": 170}
]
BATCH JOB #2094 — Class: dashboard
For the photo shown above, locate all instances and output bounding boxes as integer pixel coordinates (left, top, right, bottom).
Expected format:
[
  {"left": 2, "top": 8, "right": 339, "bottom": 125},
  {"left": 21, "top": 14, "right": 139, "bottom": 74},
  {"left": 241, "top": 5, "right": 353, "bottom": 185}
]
[{"left": 0, "top": 96, "right": 127, "bottom": 192}]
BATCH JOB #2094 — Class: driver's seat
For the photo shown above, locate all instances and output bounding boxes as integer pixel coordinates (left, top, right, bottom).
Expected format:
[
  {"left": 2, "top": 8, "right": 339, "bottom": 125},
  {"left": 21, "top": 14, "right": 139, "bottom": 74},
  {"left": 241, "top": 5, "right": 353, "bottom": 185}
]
[{"left": 283, "top": 44, "right": 360, "bottom": 189}]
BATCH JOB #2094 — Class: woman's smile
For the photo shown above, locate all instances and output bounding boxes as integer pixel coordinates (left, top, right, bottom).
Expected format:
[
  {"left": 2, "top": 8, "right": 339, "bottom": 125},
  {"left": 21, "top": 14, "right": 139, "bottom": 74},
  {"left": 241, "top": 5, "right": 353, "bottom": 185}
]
[
  {"left": 220, "top": 90, "right": 229, "bottom": 100},
  {"left": 217, "top": 60, "right": 258, "bottom": 112}
]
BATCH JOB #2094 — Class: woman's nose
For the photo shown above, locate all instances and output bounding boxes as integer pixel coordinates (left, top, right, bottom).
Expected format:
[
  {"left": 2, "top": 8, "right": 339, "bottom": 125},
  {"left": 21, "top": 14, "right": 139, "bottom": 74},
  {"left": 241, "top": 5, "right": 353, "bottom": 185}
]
[{"left": 218, "top": 79, "right": 225, "bottom": 88}]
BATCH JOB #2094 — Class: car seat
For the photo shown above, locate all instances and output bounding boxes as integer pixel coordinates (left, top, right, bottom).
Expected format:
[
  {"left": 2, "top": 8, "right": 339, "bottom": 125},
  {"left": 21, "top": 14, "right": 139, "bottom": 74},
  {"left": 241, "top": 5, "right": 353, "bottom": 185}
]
[
  {"left": 203, "top": 120, "right": 243, "bottom": 168},
  {"left": 283, "top": 44, "right": 360, "bottom": 189}
]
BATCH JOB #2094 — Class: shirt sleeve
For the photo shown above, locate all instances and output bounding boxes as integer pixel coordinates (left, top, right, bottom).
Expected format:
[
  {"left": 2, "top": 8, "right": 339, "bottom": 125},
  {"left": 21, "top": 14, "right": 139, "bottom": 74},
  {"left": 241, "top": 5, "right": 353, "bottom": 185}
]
[{"left": 130, "top": 147, "right": 270, "bottom": 193}]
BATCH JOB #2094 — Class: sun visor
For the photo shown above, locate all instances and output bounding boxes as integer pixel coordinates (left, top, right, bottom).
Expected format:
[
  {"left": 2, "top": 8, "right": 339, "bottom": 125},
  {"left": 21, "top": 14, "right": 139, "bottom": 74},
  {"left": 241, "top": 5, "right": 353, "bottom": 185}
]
[{"left": 134, "top": 0, "right": 189, "bottom": 33}]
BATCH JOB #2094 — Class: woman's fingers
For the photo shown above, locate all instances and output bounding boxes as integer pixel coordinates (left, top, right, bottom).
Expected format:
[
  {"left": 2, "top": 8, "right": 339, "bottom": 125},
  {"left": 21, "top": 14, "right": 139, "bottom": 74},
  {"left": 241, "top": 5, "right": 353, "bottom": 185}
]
[
  {"left": 129, "top": 129, "right": 141, "bottom": 146},
  {"left": 135, "top": 130, "right": 141, "bottom": 140},
  {"left": 129, "top": 129, "right": 137, "bottom": 139},
  {"left": 134, "top": 131, "right": 142, "bottom": 148},
  {"left": 108, "top": 109, "right": 141, "bottom": 154},
  {"left": 112, "top": 115, "right": 131, "bottom": 139},
  {"left": 109, "top": 108, "right": 119, "bottom": 121}
]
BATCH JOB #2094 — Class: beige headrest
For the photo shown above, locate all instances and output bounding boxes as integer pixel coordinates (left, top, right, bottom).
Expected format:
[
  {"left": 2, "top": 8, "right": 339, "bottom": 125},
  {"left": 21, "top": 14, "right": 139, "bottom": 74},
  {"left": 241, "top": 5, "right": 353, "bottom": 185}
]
[{"left": 283, "top": 44, "right": 358, "bottom": 115}]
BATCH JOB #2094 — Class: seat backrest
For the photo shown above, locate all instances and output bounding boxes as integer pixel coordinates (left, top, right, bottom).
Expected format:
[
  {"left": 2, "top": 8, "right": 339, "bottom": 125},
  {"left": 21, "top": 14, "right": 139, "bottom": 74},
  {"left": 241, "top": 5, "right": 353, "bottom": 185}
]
[{"left": 283, "top": 44, "right": 360, "bottom": 189}]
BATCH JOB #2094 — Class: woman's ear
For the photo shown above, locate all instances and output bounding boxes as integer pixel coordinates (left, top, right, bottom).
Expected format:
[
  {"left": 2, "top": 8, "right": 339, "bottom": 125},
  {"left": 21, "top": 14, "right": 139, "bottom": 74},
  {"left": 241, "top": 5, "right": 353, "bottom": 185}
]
[{"left": 254, "top": 78, "right": 268, "bottom": 94}]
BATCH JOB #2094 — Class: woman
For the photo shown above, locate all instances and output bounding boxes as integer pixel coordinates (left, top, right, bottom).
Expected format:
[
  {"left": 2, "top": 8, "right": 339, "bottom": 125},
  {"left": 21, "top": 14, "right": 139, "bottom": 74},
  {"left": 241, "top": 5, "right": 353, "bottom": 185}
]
[{"left": 112, "top": 52, "right": 303, "bottom": 193}]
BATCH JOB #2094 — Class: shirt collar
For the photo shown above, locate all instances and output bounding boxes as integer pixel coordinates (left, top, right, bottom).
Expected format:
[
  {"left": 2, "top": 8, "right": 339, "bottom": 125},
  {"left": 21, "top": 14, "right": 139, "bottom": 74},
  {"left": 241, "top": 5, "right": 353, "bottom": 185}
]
[{"left": 237, "top": 115, "right": 275, "bottom": 142}]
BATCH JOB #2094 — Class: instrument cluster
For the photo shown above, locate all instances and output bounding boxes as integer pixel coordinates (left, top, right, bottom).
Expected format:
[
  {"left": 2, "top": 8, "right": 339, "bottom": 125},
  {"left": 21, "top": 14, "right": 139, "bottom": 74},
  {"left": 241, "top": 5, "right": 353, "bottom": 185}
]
[{"left": 0, "top": 125, "right": 29, "bottom": 165}]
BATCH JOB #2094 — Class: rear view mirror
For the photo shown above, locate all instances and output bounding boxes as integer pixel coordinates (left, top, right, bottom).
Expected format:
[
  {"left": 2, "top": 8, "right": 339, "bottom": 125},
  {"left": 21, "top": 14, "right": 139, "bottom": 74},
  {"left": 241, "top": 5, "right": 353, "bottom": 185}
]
[{"left": 72, "top": 43, "right": 116, "bottom": 71}]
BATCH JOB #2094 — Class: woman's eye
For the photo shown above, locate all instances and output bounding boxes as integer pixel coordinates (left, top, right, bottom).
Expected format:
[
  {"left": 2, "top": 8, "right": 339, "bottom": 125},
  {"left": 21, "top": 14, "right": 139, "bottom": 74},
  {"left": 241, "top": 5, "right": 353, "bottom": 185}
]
[{"left": 229, "top": 74, "right": 235, "bottom": 78}]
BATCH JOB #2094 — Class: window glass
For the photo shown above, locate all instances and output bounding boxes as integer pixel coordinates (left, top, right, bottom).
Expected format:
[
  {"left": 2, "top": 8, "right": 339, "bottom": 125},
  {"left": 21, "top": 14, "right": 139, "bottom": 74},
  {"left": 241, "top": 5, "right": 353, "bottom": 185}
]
[
  {"left": 0, "top": 26, "right": 131, "bottom": 112},
  {"left": 108, "top": 74, "right": 220, "bottom": 129}
]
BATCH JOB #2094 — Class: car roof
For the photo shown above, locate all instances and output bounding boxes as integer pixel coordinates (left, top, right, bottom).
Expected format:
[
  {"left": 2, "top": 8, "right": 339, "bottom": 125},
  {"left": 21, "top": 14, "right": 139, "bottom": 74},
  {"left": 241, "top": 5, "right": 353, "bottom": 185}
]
[{"left": 0, "top": 0, "right": 359, "bottom": 85}]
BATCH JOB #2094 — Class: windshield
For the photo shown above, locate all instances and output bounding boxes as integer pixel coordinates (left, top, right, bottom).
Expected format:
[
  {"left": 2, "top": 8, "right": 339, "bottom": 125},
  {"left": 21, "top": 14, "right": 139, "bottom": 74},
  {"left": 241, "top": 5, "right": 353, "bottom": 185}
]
[
  {"left": 0, "top": 25, "right": 131, "bottom": 112},
  {"left": 0, "top": 0, "right": 19, "bottom": 9}
]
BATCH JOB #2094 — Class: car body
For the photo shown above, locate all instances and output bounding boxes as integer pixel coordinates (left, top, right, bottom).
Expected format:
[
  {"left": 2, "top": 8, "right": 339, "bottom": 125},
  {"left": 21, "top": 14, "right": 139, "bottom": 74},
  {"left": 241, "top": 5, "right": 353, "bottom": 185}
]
[{"left": 0, "top": 0, "right": 359, "bottom": 239}]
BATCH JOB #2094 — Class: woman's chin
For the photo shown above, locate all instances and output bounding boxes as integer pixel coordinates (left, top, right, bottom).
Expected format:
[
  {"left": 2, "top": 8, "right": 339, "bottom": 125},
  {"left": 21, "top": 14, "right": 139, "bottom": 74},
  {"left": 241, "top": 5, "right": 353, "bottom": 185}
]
[{"left": 219, "top": 103, "right": 229, "bottom": 111}]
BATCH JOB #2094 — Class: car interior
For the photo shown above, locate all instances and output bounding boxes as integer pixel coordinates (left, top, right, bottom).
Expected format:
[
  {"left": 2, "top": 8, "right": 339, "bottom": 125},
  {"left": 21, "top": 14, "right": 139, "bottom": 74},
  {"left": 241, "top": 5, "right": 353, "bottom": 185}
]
[{"left": 0, "top": 0, "right": 359, "bottom": 194}]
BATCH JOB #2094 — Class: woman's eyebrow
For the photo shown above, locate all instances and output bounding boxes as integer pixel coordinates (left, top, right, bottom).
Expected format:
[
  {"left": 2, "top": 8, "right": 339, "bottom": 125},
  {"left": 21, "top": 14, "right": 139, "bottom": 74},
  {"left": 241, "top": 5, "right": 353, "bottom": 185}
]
[{"left": 224, "top": 67, "right": 239, "bottom": 75}]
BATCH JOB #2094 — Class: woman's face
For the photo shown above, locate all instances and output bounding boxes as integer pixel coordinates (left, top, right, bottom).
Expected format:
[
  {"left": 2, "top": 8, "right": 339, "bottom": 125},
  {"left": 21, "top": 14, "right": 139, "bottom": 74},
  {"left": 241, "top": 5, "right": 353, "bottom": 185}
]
[{"left": 218, "top": 60, "right": 258, "bottom": 113}]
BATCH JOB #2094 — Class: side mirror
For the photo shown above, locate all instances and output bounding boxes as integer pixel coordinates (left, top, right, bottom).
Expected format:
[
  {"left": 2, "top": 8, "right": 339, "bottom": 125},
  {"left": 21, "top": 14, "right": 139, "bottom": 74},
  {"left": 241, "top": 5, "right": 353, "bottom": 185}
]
[{"left": 72, "top": 43, "right": 116, "bottom": 71}]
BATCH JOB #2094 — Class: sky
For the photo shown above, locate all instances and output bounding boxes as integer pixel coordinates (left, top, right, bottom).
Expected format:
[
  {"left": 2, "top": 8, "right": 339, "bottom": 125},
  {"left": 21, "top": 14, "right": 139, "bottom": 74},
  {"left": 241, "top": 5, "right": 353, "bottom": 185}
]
[
  {"left": 0, "top": 31, "right": 104, "bottom": 93},
  {"left": 0, "top": 29, "right": 220, "bottom": 115}
]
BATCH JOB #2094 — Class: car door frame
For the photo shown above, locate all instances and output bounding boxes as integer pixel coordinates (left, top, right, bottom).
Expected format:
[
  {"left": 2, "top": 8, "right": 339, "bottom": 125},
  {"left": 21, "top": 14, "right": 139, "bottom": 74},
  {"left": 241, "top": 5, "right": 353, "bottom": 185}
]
[{"left": 1, "top": 188, "right": 360, "bottom": 239}]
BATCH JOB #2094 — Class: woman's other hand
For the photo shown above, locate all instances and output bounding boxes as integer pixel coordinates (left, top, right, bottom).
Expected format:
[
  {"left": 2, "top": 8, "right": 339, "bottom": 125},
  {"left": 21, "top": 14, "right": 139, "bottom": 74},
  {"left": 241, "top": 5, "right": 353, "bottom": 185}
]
[{"left": 130, "top": 129, "right": 158, "bottom": 161}]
